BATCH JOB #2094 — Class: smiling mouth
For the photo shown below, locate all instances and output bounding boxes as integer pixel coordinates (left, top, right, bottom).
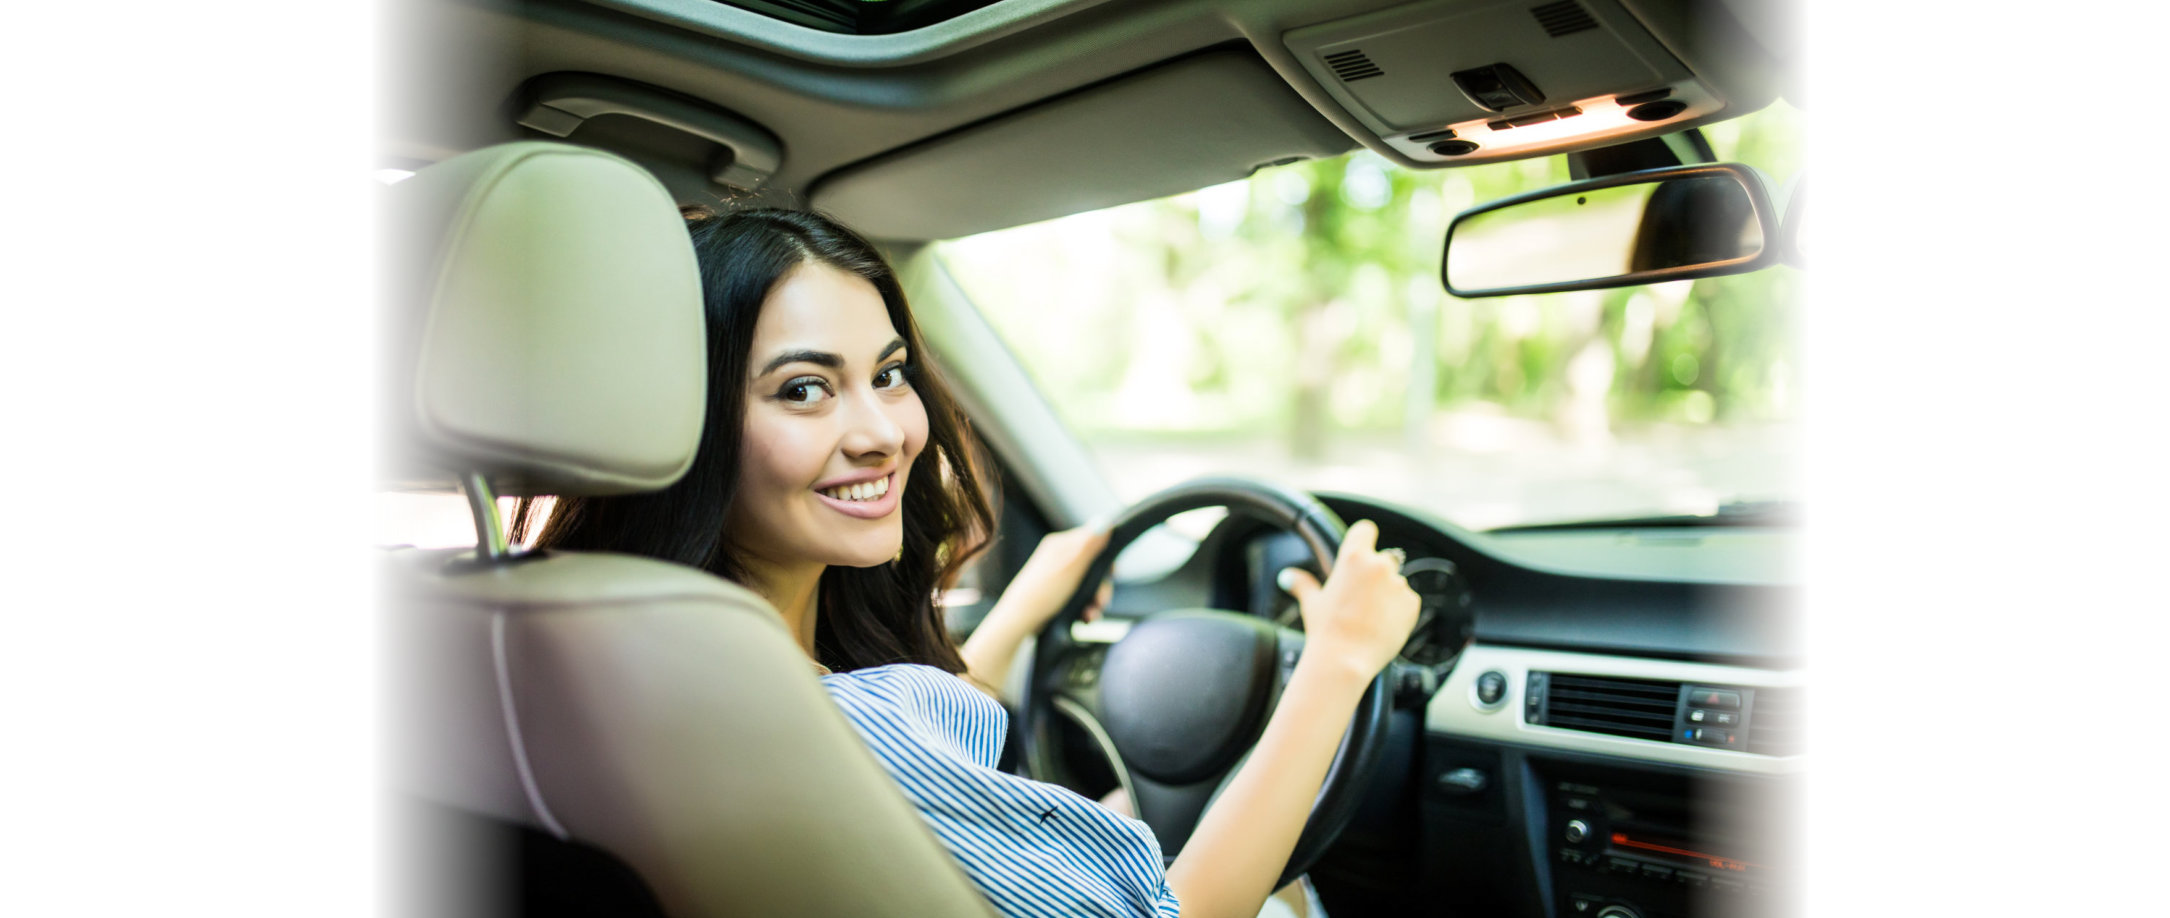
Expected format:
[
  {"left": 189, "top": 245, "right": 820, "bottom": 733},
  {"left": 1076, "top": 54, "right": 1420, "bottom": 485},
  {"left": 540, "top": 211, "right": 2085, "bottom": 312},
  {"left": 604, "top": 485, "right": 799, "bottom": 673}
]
[{"left": 817, "top": 475, "right": 892, "bottom": 503}]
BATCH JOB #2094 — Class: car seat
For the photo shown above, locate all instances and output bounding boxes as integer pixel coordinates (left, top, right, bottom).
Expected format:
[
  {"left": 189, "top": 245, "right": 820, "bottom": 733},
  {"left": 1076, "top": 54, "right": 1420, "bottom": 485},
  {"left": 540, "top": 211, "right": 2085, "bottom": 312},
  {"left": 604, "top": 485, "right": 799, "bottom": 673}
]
[{"left": 380, "top": 140, "right": 998, "bottom": 918}]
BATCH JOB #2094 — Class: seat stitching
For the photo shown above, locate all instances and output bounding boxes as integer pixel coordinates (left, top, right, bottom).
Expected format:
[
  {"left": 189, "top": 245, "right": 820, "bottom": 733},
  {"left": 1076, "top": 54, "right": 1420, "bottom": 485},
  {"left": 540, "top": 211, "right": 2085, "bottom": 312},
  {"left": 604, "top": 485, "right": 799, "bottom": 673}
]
[{"left": 493, "top": 610, "right": 569, "bottom": 839}]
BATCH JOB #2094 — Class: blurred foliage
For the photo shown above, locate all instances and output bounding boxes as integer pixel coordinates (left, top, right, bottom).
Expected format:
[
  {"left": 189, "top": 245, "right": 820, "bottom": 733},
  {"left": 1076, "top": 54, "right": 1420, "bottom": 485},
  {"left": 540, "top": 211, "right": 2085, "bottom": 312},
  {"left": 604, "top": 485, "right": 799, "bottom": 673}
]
[{"left": 938, "top": 103, "right": 1803, "bottom": 457}]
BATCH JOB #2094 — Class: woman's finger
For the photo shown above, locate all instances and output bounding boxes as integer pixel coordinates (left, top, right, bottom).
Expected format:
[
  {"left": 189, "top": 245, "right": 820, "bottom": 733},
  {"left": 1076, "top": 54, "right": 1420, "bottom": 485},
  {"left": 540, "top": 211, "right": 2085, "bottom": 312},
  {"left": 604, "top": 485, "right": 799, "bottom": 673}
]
[
  {"left": 1083, "top": 579, "right": 1112, "bottom": 622},
  {"left": 1276, "top": 567, "right": 1322, "bottom": 603},
  {"left": 1337, "top": 519, "right": 1379, "bottom": 566}
]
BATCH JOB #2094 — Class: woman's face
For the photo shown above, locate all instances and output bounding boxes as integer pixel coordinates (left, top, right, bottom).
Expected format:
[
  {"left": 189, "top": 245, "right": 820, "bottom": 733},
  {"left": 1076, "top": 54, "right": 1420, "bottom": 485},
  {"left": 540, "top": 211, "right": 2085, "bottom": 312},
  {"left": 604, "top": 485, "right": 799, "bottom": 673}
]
[{"left": 727, "top": 261, "right": 928, "bottom": 573}]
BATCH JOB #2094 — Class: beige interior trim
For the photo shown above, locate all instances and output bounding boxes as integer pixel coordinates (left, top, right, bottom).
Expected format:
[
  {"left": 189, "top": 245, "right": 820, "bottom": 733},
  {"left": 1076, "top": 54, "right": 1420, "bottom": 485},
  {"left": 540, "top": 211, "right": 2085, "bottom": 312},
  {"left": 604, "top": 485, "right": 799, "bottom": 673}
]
[{"left": 1427, "top": 643, "right": 1803, "bottom": 776}]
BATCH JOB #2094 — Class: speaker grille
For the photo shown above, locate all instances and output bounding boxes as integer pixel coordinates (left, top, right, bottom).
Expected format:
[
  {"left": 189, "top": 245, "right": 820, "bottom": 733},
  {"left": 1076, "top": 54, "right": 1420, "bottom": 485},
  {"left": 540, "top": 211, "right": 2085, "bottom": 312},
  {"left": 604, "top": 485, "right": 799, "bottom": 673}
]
[
  {"left": 1532, "top": 0, "right": 1599, "bottom": 37},
  {"left": 1323, "top": 49, "right": 1385, "bottom": 82}
]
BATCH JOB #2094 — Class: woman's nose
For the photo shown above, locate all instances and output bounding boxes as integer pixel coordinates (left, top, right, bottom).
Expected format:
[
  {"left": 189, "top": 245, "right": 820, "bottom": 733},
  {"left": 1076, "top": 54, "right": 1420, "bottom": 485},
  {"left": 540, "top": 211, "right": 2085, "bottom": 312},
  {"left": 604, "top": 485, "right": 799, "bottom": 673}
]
[{"left": 839, "top": 390, "right": 906, "bottom": 457}]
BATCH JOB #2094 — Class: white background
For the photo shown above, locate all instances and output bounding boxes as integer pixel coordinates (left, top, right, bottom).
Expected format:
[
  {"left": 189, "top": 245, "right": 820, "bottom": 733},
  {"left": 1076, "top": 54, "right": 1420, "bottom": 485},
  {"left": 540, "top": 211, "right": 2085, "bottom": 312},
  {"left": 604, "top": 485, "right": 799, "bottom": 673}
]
[{"left": 4, "top": 1, "right": 2165, "bottom": 914}]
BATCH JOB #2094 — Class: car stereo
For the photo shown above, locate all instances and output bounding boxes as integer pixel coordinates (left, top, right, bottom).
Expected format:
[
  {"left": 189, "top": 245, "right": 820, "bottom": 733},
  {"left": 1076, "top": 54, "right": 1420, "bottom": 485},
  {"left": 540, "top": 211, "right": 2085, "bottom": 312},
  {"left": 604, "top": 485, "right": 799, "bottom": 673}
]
[{"left": 1546, "top": 775, "right": 1791, "bottom": 918}]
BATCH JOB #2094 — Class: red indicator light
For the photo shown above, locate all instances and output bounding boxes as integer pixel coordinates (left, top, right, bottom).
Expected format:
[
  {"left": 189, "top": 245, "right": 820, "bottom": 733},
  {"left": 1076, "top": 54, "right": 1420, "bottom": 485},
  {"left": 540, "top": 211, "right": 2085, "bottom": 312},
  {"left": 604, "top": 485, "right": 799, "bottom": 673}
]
[{"left": 1609, "top": 832, "right": 1758, "bottom": 870}]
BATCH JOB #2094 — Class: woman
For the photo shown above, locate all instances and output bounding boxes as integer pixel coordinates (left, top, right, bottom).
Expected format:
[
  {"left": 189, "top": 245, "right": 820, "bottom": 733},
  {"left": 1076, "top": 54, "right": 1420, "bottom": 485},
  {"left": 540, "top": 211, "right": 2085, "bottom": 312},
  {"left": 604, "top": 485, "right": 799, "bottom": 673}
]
[{"left": 514, "top": 207, "right": 1420, "bottom": 918}]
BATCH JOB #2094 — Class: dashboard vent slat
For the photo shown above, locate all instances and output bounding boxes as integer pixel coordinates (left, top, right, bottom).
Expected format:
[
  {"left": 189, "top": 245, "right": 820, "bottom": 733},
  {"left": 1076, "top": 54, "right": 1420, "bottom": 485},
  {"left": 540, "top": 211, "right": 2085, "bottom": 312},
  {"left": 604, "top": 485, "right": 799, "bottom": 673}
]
[
  {"left": 1747, "top": 687, "right": 1803, "bottom": 756},
  {"left": 1539, "top": 672, "right": 1682, "bottom": 743},
  {"left": 1531, "top": 0, "right": 1599, "bottom": 38},
  {"left": 1323, "top": 49, "right": 1385, "bottom": 82}
]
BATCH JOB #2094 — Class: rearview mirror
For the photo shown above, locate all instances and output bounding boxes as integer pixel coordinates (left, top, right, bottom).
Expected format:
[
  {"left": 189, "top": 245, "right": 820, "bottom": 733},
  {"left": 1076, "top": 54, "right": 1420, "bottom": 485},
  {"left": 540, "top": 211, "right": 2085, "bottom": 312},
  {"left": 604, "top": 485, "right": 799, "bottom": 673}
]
[{"left": 1442, "top": 163, "right": 1780, "bottom": 298}]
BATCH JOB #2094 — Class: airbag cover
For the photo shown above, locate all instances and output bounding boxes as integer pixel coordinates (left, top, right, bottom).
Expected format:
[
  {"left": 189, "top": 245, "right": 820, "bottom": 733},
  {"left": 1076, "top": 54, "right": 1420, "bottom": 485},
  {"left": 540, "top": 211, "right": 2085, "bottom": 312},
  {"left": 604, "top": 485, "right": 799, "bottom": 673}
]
[{"left": 1097, "top": 611, "right": 1278, "bottom": 785}]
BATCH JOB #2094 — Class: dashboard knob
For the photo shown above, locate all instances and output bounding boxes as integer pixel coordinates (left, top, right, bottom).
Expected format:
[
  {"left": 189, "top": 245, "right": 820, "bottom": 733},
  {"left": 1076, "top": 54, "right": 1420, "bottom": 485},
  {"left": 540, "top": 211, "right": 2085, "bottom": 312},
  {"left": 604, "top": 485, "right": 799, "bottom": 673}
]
[
  {"left": 1564, "top": 819, "right": 1589, "bottom": 843},
  {"left": 1475, "top": 670, "right": 1507, "bottom": 705},
  {"left": 1594, "top": 906, "right": 1641, "bottom": 918}
]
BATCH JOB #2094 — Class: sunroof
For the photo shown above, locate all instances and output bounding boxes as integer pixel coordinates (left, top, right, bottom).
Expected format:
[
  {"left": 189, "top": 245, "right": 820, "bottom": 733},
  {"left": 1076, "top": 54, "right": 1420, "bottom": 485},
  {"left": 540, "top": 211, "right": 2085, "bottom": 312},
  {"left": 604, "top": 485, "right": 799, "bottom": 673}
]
[{"left": 716, "top": 0, "right": 1009, "bottom": 35}]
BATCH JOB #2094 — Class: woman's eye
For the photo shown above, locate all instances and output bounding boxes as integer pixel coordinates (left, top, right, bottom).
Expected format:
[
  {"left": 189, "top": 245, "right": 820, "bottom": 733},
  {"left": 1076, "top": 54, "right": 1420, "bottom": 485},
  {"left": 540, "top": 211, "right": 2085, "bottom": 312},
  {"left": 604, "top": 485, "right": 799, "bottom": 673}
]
[
  {"left": 875, "top": 363, "right": 911, "bottom": 390},
  {"left": 778, "top": 377, "right": 832, "bottom": 405}
]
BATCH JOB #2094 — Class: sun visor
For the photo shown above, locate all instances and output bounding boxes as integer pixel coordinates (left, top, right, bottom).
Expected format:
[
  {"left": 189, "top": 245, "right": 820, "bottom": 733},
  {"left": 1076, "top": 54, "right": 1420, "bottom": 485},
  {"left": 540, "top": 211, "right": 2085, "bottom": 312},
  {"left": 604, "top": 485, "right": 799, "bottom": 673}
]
[{"left": 810, "top": 49, "right": 1357, "bottom": 241}]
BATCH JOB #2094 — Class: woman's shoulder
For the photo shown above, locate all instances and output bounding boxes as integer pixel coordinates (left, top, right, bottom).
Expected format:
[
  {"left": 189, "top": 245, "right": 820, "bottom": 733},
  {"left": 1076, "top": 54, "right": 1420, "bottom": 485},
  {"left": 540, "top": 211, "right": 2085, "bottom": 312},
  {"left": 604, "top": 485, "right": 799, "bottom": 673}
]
[
  {"left": 820, "top": 661, "right": 1006, "bottom": 767},
  {"left": 821, "top": 662, "right": 992, "bottom": 713},
  {"left": 820, "top": 661, "right": 957, "bottom": 687}
]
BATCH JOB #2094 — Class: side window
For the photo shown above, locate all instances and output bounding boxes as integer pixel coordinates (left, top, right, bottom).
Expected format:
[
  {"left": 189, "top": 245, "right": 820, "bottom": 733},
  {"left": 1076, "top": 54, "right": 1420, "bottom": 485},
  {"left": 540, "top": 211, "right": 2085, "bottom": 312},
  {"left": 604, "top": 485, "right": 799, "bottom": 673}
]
[
  {"left": 375, "top": 493, "right": 550, "bottom": 549},
  {"left": 941, "top": 461, "right": 1045, "bottom": 641}
]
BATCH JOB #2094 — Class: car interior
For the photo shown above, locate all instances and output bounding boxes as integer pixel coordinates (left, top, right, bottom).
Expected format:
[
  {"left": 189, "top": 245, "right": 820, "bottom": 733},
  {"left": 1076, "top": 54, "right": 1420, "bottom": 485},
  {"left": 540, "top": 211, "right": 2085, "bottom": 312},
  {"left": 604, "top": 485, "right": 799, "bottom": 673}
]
[{"left": 381, "top": 2, "right": 1805, "bottom": 917}]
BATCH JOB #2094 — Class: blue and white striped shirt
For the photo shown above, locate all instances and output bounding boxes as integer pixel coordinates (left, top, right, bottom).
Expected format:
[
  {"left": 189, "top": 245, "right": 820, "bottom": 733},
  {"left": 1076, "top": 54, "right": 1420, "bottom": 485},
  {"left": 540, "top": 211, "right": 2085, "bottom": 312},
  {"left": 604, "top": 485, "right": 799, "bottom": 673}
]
[{"left": 822, "top": 663, "right": 1183, "bottom": 918}]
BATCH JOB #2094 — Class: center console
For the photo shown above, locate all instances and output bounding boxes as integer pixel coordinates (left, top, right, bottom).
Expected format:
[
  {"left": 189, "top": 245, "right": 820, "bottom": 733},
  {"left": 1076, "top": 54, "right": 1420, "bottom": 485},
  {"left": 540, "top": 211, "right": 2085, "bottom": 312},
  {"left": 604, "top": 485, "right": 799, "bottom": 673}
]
[
  {"left": 1421, "top": 645, "right": 1803, "bottom": 918},
  {"left": 1542, "top": 767, "right": 1792, "bottom": 918}
]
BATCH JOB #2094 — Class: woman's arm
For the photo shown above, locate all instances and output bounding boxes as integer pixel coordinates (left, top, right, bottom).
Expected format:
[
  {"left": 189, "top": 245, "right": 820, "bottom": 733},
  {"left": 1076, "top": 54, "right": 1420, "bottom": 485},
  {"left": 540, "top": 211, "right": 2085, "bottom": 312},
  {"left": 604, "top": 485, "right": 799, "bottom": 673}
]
[
  {"left": 959, "top": 523, "right": 1110, "bottom": 698},
  {"left": 1165, "top": 520, "right": 1419, "bottom": 918}
]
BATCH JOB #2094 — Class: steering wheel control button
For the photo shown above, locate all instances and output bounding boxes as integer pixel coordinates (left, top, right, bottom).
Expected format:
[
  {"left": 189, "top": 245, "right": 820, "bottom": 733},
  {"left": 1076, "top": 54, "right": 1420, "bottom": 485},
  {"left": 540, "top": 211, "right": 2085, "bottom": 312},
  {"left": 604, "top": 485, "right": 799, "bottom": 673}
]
[
  {"left": 1564, "top": 819, "right": 1589, "bottom": 843},
  {"left": 1392, "top": 662, "right": 1440, "bottom": 707},
  {"left": 1475, "top": 670, "right": 1508, "bottom": 706},
  {"left": 1688, "top": 688, "right": 1742, "bottom": 709}
]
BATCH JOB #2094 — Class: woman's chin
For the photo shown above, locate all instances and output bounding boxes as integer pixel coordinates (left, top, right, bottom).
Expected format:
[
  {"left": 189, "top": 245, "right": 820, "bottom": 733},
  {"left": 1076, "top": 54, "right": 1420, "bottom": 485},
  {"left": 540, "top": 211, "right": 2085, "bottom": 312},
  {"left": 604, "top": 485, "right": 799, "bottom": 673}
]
[{"left": 828, "top": 538, "right": 904, "bottom": 569}]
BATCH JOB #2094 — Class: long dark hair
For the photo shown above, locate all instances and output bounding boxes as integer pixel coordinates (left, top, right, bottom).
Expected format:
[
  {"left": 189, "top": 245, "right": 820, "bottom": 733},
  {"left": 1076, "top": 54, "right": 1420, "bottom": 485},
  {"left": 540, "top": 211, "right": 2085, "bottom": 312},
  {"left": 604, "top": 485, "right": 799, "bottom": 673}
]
[{"left": 513, "top": 207, "right": 995, "bottom": 674}]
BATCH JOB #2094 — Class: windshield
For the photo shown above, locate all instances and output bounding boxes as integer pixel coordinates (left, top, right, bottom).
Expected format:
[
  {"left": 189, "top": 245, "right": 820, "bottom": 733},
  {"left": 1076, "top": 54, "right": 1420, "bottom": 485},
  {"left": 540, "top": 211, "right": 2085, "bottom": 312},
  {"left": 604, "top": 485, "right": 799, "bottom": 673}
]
[{"left": 937, "top": 102, "right": 1802, "bottom": 530}]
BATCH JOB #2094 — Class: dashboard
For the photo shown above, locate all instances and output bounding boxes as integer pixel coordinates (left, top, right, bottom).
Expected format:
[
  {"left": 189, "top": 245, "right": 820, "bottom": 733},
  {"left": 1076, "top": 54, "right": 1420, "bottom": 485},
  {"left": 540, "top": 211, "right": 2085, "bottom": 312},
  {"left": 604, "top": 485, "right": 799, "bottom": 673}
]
[{"left": 1083, "top": 491, "right": 1802, "bottom": 918}]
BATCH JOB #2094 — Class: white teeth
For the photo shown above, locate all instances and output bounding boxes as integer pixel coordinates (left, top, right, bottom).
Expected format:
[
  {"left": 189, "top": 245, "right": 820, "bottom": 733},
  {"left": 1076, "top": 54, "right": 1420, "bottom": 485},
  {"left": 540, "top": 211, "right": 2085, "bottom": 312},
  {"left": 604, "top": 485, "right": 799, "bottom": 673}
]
[{"left": 821, "top": 476, "right": 889, "bottom": 502}]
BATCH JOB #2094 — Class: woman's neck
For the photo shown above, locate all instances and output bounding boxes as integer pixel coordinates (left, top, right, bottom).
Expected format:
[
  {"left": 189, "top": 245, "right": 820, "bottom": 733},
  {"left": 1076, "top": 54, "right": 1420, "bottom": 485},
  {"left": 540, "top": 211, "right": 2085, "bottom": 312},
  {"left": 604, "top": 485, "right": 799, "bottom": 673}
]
[{"left": 740, "top": 556, "right": 825, "bottom": 659}]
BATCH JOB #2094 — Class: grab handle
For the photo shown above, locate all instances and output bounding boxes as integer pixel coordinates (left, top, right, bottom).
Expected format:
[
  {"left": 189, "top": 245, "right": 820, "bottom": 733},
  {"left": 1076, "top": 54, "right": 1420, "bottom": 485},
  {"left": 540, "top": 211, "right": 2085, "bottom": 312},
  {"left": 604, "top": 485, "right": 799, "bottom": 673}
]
[{"left": 516, "top": 73, "right": 782, "bottom": 191}]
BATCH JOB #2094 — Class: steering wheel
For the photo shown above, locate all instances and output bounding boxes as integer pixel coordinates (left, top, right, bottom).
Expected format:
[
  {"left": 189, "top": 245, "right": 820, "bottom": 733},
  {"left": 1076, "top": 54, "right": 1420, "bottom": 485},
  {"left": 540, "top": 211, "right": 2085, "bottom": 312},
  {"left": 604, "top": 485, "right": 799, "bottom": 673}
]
[{"left": 1019, "top": 476, "right": 1392, "bottom": 891}]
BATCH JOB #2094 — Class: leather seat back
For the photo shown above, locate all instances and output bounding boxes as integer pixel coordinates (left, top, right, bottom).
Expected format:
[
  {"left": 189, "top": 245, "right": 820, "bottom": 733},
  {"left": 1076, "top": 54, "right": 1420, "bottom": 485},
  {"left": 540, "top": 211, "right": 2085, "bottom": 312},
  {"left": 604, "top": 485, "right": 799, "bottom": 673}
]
[{"left": 382, "top": 141, "right": 997, "bottom": 918}]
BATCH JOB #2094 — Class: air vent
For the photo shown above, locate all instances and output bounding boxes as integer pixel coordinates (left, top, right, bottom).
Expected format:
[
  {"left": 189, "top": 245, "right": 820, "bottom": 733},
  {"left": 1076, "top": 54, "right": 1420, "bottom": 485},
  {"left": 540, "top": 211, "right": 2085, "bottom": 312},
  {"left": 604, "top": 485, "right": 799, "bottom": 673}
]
[
  {"left": 1531, "top": 0, "right": 1599, "bottom": 38},
  {"left": 1539, "top": 673, "right": 1680, "bottom": 742},
  {"left": 1323, "top": 49, "right": 1385, "bottom": 82},
  {"left": 1746, "top": 687, "right": 1802, "bottom": 756}
]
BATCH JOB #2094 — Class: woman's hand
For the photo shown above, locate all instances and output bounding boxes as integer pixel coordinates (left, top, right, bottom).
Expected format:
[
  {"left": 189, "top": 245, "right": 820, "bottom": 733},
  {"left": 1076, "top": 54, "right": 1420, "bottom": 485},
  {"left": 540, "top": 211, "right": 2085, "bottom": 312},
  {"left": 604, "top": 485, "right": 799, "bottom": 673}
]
[
  {"left": 1273, "top": 518, "right": 1420, "bottom": 686},
  {"left": 997, "top": 522, "right": 1114, "bottom": 628},
  {"left": 1166, "top": 518, "right": 1418, "bottom": 918},
  {"left": 959, "top": 520, "right": 1112, "bottom": 698}
]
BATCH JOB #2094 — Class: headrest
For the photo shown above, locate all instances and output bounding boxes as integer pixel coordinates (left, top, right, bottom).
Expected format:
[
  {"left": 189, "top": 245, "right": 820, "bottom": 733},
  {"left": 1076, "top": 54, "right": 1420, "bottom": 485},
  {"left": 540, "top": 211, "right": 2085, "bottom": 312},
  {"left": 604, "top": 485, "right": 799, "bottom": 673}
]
[{"left": 383, "top": 141, "right": 706, "bottom": 496}]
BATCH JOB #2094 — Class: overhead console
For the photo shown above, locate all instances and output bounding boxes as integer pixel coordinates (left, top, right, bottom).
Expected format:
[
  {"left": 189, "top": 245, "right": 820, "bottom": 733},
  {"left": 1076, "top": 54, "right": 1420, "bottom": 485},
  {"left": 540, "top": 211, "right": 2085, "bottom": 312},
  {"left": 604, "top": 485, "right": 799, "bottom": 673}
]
[{"left": 1282, "top": 0, "right": 1783, "bottom": 166}]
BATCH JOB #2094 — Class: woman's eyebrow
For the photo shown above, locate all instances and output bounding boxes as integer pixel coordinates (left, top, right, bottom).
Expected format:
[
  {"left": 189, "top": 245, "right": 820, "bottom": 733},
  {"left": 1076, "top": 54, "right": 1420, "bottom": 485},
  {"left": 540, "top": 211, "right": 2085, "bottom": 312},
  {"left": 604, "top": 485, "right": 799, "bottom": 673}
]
[
  {"left": 757, "top": 338, "right": 905, "bottom": 377},
  {"left": 757, "top": 349, "right": 842, "bottom": 377}
]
